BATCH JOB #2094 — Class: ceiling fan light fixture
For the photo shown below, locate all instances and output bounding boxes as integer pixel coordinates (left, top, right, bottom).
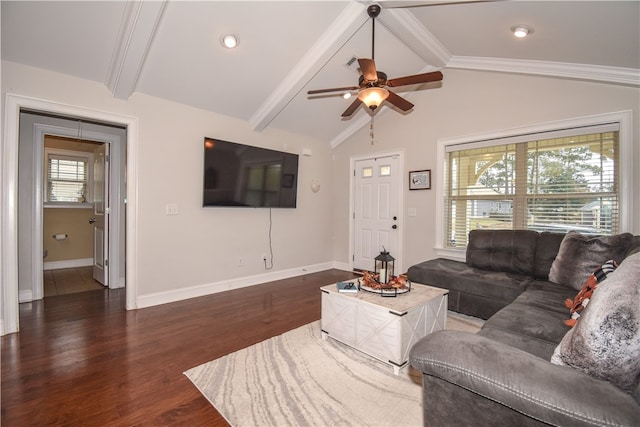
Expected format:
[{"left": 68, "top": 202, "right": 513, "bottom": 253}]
[
  {"left": 358, "top": 87, "right": 389, "bottom": 110},
  {"left": 511, "top": 25, "right": 532, "bottom": 38},
  {"left": 221, "top": 34, "right": 239, "bottom": 48},
  {"left": 306, "top": 4, "right": 443, "bottom": 118}
]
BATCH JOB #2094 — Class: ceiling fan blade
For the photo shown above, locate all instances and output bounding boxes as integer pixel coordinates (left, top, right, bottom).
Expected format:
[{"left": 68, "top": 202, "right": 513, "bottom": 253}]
[
  {"left": 382, "top": 0, "right": 497, "bottom": 9},
  {"left": 358, "top": 58, "right": 378, "bottom": 82},
  {"left": 386, "top": 91, "right": 414, "bottom": 112},
  {"left": 307, "top": 85, "right": 359, "bottom": 95},
  {"left": 387, "top": 71, "right": 443, "bottom": 87},
  {"left": 341, "top": 98, "right": 363, "bottom": 117}
]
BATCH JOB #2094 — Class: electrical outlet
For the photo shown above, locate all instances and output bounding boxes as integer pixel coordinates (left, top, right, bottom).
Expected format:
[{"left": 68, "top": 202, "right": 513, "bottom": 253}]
[
  {"left": 238, "top": 256, "right": 244, "bottom": 266},
  {"left": 262, "top": 253, "right": 267, "bottom": 262}
]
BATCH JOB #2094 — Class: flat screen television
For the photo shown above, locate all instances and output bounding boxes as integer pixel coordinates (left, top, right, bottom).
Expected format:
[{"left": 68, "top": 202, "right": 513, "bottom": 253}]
[{"left": 203, "top": 137, "right": 299, "bottom": 208}]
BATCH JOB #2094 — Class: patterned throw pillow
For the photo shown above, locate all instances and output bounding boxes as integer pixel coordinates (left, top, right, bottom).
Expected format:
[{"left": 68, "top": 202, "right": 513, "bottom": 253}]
[{"left": 563, "top": 260, "right": 617, "bottom": 327}]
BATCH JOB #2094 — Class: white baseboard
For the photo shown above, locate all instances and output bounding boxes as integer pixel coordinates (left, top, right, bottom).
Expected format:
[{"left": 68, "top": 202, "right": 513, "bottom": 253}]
[
  {"left": 333, "top": 261, "right": 351, "bottom": 272},
  {"left": 136, "top": 261, "right": 348, "bottom": 309},
  {"left": 44, "top": 258, "right": 93, "bottom": 271}
]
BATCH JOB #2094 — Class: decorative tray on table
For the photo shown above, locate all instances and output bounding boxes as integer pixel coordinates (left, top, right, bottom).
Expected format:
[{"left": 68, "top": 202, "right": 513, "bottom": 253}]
[{"left": 358, "top": 271, "right": 411, "bottom": 297}]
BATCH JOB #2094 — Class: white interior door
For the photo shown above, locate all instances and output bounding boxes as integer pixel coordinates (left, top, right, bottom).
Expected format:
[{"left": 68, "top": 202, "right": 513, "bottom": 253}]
[
  {"left": 92, "top": 143, "right": 109, "bottom": 286},
  {"left": 353, "top": 155, "right": 401, "bottom": 273}
]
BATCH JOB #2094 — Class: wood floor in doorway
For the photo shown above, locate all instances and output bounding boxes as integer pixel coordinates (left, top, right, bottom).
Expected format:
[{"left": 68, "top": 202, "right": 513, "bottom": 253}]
[{"left": 44, "top": 266, "right": 105, "bottom": 297}]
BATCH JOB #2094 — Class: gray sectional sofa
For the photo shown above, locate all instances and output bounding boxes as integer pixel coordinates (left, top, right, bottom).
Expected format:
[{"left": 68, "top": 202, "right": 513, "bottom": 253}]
[{"left": 407, "top": 229, "right": 640, "bottom": 426}]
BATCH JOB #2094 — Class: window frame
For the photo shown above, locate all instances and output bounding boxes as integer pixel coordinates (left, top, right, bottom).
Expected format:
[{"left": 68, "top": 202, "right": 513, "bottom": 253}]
[
  {"left": 434, "top": 111, "right": 633, "bottom": 261},
  {"left": 44, "top": 148, "right": 94, "bottom": 209}
]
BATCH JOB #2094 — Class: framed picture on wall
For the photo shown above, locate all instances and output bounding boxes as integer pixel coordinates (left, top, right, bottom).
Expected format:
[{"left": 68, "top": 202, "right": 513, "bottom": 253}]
[{"left": 409, "top": 170, "right": 431, "bottom": 190}]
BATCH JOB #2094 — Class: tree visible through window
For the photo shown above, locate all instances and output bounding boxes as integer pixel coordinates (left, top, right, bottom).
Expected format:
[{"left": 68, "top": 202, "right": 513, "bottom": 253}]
[{"left": 445, "top": 130, "right": 619, "bottom": 248}]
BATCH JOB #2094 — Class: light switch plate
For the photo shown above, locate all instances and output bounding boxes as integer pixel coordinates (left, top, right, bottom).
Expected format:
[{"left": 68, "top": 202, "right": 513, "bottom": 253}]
[{"left": 166, "top": 204, "right": 178, "bottom": 215}]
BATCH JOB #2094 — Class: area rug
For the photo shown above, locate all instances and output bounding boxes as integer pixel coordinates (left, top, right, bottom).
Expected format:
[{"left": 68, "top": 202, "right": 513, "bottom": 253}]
[{"left": 185, "top": 313, "right": 482, "bottom": 427}]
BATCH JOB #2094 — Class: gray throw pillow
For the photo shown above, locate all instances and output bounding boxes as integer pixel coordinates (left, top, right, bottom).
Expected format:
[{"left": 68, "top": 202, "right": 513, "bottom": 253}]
[
  {"left": 551, "top": 252, "right": 640, "bottom": 394},
  {"left": 548, "top": 231, "right": 634, "bottom": 290}
]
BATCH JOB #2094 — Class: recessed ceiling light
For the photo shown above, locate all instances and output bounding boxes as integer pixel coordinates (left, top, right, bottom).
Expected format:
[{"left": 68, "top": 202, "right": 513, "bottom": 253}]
[
  {"left": 511, "top": 25, "right": 533, "bottom": 38},
  {"left": 343, "top": 92, "right": 352, "bottom": 100},
  {"left": 221, "top": 34, "right": 239, "bottom": 49}
]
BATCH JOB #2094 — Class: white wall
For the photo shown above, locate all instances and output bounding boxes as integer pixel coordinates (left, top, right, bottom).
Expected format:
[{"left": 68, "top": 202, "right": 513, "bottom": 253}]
[
  {"left": 2, "top": 61, "right": 336, "bottom": 307},
  {"left": 331, "top": 69, "right": 640, "bottom": 271},
  {"left": 3, "top": 60, "right": 639, "bottom": 315}
]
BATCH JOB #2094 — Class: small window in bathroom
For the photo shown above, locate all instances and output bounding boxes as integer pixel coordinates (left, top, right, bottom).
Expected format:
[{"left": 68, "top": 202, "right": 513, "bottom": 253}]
[{"left": 45, "top": 148, "right": 94, "bottom": 207}]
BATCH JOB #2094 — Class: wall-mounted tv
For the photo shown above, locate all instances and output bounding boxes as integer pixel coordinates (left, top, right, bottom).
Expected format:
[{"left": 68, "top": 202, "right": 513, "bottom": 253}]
[{"left": 203, "top": 137, "right": 298, "bottom": 208}]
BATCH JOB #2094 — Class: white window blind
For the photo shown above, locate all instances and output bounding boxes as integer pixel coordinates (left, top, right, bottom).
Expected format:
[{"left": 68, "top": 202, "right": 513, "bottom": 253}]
[
  {"left": 46, "top": 152, "right": 92, "bottom": 204},
  {"left": 445, "top": 126, "right": 619, "bottom": 248}
]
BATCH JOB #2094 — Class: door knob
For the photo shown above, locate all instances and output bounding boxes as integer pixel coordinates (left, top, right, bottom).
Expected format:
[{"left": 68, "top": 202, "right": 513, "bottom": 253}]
[
  {"left": 392, "top": 224, "right": 398, "bottom": 229},
  {"left": 89, "top": 217, "right": 96, "bottom": 224}
]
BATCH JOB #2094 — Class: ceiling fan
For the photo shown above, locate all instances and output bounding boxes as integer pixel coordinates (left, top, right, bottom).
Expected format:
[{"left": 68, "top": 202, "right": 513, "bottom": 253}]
[{"left": 307, "top": 3, "right": 443, "bottom": 118}]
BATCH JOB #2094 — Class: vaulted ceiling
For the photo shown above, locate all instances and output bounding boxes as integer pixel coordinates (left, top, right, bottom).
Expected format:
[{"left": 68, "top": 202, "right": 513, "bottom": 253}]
[{"left": 2, "top": 1, "right": 639, "bottom": 147}]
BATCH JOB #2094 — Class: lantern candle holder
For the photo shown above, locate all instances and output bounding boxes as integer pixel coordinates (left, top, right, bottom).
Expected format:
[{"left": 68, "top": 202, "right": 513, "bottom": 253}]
[
  {"left": 358, "top": 249, "right": 411, "bottom": 297},
  {"left": 375, "top": 248, "right": 394, "bottom": 284}
]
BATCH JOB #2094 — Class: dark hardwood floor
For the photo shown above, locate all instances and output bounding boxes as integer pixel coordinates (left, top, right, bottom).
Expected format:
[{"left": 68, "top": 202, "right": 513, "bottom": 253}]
[{"left": 1, "top": 269, "right": 358, "bottom": 426}]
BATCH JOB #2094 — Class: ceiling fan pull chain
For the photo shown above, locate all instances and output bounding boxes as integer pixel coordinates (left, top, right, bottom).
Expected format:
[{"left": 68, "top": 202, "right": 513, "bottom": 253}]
[{"left": 370, "top": 116, "right": 375, "bottom": 145}]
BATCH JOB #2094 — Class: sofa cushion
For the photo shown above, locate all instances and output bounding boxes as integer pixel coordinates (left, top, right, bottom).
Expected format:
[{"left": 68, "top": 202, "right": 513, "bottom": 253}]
[
  {"left": 532, "top": 232, "right": 565, "bottom": 279},
  {"left": 466, "top": 229, "right": 539, "bottom": 276},
  {"left": 514, "top": 283, "right": 576, "bottom": 314},
  {"left": 548, "top": 231, "right": 635, "bottom": 290},
  {"left": 407, "top": 258, "right": 531, "bottom": 304},
  {"left": 551, "top": 252, "right": 640, "bottom": 395},
  {"left": 481, "top": 302, "right": 571, "bottom": 359},
  {"left": 478, "top": 327, "right": 560, "bottom": 360},
  {"left": 454, "top": 291, "right": 513, "bottom": 320}
]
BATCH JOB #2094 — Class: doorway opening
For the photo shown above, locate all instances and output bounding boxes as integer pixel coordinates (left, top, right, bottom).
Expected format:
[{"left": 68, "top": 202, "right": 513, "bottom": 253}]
[
  {"left": 42, "top": 135, "right": 108, "bottom": 298},
  {"left": 17, "top": 111, "right": 126, "bottom": 305},
  {"left": 3, "top": 94, "right": 139, "bottom": 335}
]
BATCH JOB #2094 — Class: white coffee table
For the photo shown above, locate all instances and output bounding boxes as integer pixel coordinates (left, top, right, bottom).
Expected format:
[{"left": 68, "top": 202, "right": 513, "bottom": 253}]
[{"left": 320, "top": 281, "right": 448, "bottom": 374}]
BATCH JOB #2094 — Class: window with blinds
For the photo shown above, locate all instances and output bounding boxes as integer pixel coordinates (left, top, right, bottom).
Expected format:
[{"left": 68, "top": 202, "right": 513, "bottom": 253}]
[
  {"left": 445, "top": 127, "right": 619, "bottom": 248},
  {"left": 45, "top": 150, "right": 93, "bottom": 205}
]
